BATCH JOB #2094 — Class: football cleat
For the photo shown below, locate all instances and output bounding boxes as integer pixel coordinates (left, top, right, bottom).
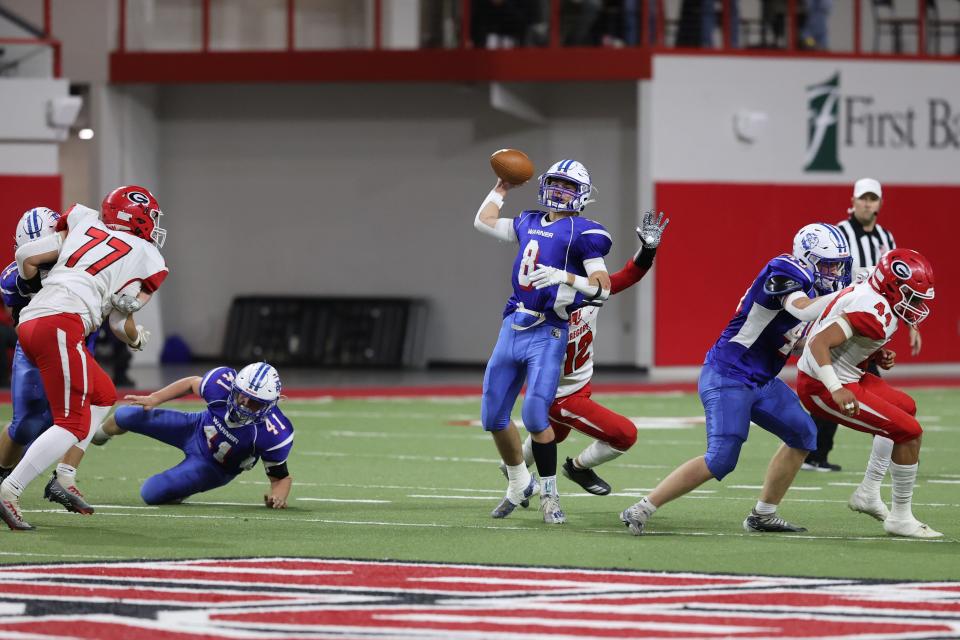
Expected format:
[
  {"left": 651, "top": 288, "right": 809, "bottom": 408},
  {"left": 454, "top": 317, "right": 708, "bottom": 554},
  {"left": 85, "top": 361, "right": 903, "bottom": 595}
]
[
  {"left": 539, "top": 493, "right": 566, "bottom": 524},
  {"left": 802, "top": 458, "right": 842, "bottom": 472},
  {"left": 884, "top": 517, "right": 943, "bottom": 539},
  {"left": 497, "top": 462, "right": 533, "bottom": 508},
  {"left": 0, "top": 492, "right": 34, "bottom": 531},
  {"left": 561, "top": 457, "right": 611, "bottom": 495},
  {"left": 848, "top": 488, "right": 890, "bottom": 522},
  {"left": 742, "top": 510, "right": 807, "bottom": 533},
  {"left": 491, "top": 475, "right": 538, "bottom": 519},
  {"left": 44, "top": 473, "right": 95, "bottom": 515},
  {"left": 620, "top": 503, "right": 650, "bottom": 536}
]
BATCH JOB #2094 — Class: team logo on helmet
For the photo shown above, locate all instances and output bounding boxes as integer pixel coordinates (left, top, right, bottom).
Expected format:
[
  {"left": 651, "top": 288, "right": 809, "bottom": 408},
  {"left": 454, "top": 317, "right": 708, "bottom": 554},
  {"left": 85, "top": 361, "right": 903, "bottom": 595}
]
[
  {"left": 891, "top": 260, "right": 912, "bottom": 279},
  {"left": 801, "top": 233, "right": 820, "bottom": 250},
  {"left": 127, "top": 192, "right": 150, "bottom": 205}
]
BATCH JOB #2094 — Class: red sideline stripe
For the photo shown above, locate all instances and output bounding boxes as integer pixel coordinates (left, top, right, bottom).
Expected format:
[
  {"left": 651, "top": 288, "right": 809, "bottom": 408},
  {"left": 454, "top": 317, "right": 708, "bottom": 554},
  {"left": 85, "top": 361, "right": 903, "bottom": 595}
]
[{"left": 0, "top": 378, "right": 958, "bottom": 402}]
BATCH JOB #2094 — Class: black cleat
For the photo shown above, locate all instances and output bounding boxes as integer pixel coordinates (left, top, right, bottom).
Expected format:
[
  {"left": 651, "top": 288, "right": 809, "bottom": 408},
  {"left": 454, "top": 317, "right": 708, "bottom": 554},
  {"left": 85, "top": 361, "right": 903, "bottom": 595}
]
[
  {"left": 743, "top": 509, "right": 807, "bottom": 533},
  {"left": 44, "top": 473, "right": 94, "bottom": 515},
  {"left": 561, "top": 457, "right": 611, "bottom": 496}
]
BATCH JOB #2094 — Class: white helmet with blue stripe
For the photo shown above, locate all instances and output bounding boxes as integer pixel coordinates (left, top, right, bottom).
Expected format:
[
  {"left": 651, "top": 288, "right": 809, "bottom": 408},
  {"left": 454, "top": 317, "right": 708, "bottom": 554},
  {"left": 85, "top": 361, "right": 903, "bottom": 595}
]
[
  {"left": 792, "top": 223, "right": 852, "bottom": 294},
  {"left": 228, "top": 362, "right": 281, "bottom": 426},
  {"left": 14, "top": 207, "right": 60, "bottom": 251},
  {"left": 537, "top": 159, "right": 596, "bottom": 213}
]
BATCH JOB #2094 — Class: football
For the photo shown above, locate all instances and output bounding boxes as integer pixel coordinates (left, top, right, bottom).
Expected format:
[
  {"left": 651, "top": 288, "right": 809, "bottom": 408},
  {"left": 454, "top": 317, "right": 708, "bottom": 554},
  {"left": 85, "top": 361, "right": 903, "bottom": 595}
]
[{"left": 490, "top": 149, "right": 534, "bottom": 185}]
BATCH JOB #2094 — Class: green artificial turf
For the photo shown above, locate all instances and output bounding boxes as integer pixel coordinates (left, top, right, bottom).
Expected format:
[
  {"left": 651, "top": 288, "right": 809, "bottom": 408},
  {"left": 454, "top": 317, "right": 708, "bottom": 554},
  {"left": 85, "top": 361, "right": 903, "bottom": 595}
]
[{"left": 1, "top": 389, "right": 957, "bottom": 580}]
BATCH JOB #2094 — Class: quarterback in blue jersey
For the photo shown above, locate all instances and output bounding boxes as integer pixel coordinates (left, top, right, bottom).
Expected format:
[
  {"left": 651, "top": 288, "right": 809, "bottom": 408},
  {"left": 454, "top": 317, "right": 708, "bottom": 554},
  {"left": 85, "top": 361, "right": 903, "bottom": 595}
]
[
  {"left": 93, "top": 362, "right": 294, "bottom": 508},
  {"left": 620, "top": 223, "right": 852, "bottom": 535},
  {"left": 0, "top": 207, "right": 101, "bottom": 515},
  {"left": 474, "top": 158, "right": 612, "bottom": 524}
]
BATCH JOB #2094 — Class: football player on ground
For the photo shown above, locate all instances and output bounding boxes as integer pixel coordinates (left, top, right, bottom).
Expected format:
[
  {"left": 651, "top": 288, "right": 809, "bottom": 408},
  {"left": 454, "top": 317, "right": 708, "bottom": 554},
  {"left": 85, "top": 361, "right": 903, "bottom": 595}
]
[
  {"left": 475, "top": 159, "right": 612, "bottom": 524},
  {"left": 502, "top": 211, "right": 669, "bottom": 495},
  {"left": 92, "top": 363, "right": 294, "bottom": 509},
  {"left": 620, "top": 223, "right": 852, "bottom": 535},
  {"left": 0, "top": 207, "right": 99, "bottom": 512},
  {"left": 0, "top": 187, "right": 168, "bottom": 531},
  {"left": 796, "top": 248, "right": 940, "bottom": 538}
]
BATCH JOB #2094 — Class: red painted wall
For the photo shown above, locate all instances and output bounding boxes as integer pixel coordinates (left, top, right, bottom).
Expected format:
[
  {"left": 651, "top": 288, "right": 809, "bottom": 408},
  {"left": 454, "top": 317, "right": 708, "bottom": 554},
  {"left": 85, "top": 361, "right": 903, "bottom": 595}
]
[
  {"left": 0, "top": 175, "right": 62, "bottom": 268},
  {"left": 655, "top": 182, "right": 959, "bottom": 366}
]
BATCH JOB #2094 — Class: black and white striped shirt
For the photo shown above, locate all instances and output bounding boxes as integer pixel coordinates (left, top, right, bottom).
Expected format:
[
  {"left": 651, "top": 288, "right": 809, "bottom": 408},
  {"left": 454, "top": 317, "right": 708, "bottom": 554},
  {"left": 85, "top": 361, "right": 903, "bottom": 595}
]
[{"left": 836, "top": 216, "right": 896, "bottom": 276}]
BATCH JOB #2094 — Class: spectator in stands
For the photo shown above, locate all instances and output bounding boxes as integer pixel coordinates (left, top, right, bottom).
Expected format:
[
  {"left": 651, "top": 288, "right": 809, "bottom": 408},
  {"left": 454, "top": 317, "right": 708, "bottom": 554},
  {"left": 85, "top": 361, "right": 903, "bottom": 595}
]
[
  {"left": 800, "top": 0, "right": 832, "bottom": 49},
  {"left": 472, "top": 0, "right": 540, "bottom": 48},
  {"left": 675, "top": 0, "right": 740, "bottom": 48},
  {"left": 562, "top": 0, "right": 603, "bottom": 45}
]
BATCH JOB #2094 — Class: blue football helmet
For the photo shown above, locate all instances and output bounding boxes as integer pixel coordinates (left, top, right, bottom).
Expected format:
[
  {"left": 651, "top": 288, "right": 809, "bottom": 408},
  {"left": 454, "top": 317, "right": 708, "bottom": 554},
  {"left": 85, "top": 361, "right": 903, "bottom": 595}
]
[
  {"left": 537, "top": 159, "right": 596, "bottom": 213},
  {"left": 792, "top": 223, "right": 852, "bottom": 294},
  {"left": 227, "top": 362, "right": 281, "bottom": 426}
]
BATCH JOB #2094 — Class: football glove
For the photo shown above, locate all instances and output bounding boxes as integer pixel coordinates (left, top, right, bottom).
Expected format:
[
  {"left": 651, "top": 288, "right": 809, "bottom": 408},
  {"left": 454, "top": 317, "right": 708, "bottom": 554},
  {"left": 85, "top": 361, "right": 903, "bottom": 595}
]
[{"left": 636, "top": 210, "right": 669, "bottom": 249}]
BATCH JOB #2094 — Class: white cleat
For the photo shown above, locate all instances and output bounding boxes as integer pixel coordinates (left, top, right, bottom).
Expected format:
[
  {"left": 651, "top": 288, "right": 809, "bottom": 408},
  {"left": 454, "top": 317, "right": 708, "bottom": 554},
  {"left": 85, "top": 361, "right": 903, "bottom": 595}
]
[
  {"left": 620, "top": 503, "right": 650, "bottom": 536},
  {"left": 884, "top": 517, "right": 943, "bottom": 539},
  {"left": 539, "top": 493, "right": 566, "bottom": 524},
  {"left": 848, "top": 489, "right": 890, "bottom": 522}
]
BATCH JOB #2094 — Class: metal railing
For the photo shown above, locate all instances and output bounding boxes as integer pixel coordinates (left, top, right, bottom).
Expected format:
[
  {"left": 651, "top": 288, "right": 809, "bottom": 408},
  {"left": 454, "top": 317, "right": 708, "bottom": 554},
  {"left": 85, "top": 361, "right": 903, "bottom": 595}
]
[{"left": 0, "top": 0, "right": 61, "bottom": 77}]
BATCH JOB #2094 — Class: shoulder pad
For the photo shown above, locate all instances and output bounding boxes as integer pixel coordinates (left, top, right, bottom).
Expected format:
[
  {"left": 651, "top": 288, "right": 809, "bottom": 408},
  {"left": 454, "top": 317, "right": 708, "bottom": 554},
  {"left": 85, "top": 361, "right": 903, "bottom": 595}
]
[{"left": 763, "top": 275, "right": 805, "bottom": 296}]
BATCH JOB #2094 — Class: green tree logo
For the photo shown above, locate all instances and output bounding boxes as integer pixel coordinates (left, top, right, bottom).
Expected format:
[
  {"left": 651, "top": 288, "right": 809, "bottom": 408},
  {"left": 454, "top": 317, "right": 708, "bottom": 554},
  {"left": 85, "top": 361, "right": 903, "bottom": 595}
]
[{"left": 804, "top": 73, "right": 843, "bottom": 172}]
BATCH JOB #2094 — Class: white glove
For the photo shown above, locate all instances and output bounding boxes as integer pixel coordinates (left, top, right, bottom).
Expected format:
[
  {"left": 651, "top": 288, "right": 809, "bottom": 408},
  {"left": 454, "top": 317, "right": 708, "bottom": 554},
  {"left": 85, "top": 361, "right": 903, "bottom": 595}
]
[
  {"left": 636, "top": 210, "right": 670, "bottom": 249},
  {"left": 111, "top": 293, "right": 143, "bottom": 314},
  {"left": 130, "top": 325, "right": 151, "bottom": 351},
  {"left": 529, "top": 264, "right": 569, "bottom": 289}
]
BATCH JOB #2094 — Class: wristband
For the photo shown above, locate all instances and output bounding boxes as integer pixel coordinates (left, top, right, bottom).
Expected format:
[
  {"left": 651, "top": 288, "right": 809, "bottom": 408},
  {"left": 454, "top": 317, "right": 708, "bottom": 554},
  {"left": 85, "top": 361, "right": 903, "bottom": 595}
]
[
  {"left": 485, "top": 190, "right": 504, "bottom": 209},
  {"left": 818, "top": 363, "right": 843, "bottom": 393}
]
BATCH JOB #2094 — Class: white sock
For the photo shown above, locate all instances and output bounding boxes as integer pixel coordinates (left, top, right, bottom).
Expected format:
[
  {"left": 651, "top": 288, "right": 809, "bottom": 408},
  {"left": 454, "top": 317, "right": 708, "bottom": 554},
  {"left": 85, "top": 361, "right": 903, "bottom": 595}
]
[
  {"left": 889, "top": 461, "right": 918, "bottom": 521},
  {"left": 521, "top": 436, "right": 534, "bottom": 468},
  {"left": 505, "top": 462, "right": 531, "bottom": 495},
  {"left": 859, "top": 436, "right": 893, "bottom": 498},
  {"left": 78, "top": 405, "right": 112, "bottom": 451},
  {"left": 755, "top": 500, "right": 777, "bottom": 516},
  {"left": 541, "top": 475, "right": 558, "bottom": 497},
  {"left": 56, "top": 463, "right": 77, "bottom": 488},
  {"left": 634, "top": 496, "right": 658, "bottom": 517},
  {"left": 576, "top": 441, "right": 623, "bottom": 469},
  {"left": 5, "top": 425, "right": 79, "bottom": 497}
]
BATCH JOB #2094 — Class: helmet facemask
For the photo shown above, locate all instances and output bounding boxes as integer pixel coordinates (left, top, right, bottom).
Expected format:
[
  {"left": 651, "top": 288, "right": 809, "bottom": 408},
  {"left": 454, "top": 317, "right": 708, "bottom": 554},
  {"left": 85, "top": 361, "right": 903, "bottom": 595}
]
[
  {"left": 537, "top": 175, "right": 594, "bottom": 213},
  {"left": 226, "top": 387, "right": 276, "bottom": 426},
  {"left": 148, "top": 208, "right": 167, "bottom": 248},
  {"left": 893, "top": 284, "right": 933, "bottom": 326},
  {"left": 809, "top": 254, "right": 852, "bottom": 294}
]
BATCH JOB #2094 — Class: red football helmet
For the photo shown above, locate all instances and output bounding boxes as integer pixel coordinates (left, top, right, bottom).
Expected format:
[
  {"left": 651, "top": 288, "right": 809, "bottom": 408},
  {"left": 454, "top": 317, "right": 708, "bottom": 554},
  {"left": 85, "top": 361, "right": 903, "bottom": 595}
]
[
  {"left": 869, "top": 248, "right": 935, "bottom": 326},
  {"left": 100, "top": 185, "right": 166, "bottom": 248}
]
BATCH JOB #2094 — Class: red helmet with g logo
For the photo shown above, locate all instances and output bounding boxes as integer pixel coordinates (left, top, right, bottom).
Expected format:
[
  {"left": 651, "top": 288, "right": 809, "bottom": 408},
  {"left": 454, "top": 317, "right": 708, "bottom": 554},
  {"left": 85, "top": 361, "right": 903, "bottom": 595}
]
[
  {"left": 869, "top": 248, "right": 934, "bottom": 326},
  {"left": 100, "top": 185, "right": 167, "bottom": 248}
]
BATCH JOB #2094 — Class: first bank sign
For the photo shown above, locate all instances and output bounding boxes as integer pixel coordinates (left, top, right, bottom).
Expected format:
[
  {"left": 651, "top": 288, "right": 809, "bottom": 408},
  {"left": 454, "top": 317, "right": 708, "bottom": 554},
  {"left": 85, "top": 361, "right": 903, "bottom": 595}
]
[{"left": 804, "top": 72, "right": 960, "bottom": 172}]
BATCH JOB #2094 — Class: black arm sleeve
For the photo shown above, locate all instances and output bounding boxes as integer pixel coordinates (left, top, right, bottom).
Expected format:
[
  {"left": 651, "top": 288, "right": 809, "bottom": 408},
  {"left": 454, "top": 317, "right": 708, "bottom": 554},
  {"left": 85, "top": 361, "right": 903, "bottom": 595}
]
[
  {"left": 763, "top": 275, "right": 803, "bottom": 296},
  {"left": 633, "top": 246, "right": 657, "bottom": 270},
  {"left": 265, "top": 462, "right": 289, "bottom": 479}
]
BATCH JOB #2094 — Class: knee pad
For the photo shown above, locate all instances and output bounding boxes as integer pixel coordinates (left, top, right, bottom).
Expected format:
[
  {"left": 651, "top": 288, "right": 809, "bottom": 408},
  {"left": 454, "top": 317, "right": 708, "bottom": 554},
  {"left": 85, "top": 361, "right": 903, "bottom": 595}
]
[{"left": 704, "top": 434, "right": 745, "bottom": 481}]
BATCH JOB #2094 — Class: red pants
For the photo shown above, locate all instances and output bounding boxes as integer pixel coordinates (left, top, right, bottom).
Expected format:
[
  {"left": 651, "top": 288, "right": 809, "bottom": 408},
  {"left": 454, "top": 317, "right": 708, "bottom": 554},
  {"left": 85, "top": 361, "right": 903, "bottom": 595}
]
[
  {"left": 17, "top": 314, "right": 117, "bottom": 439},
  {"left": 548, "top": 383, "right": 637, "bottom": 451},
  {"left": 797, "top": 371, "right": 920, "bottom": 444}
]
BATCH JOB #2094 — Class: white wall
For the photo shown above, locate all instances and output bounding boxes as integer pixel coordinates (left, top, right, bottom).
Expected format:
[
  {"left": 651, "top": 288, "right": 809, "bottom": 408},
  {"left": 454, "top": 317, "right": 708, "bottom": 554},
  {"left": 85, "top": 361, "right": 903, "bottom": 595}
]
[{"left": 154, "top": 82, "right": 640, "bottom": 363}]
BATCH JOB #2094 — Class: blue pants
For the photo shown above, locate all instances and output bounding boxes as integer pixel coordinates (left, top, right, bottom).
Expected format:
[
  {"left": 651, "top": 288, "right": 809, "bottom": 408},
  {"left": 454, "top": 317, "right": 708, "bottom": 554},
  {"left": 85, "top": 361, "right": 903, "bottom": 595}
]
[
  {"left": 114, "top": 406, "right": 236, "bottom": 505},
  {"left": 8, "top": 344, "right": 53, "bottom": 446},
  {"left": 481, "top": 314, "right": 567, "bottom": 433},
  {"left": 699, "top": 363, "right": 817, "bottom": 480}
]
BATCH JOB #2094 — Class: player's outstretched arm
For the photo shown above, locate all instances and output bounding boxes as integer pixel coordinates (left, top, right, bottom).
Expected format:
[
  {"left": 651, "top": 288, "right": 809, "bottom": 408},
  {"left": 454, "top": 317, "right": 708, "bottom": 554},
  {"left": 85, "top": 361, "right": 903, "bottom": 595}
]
[
  {"left": 15, "top": 230, "right": 65, "bottom": 279},
  {"left": 473, "top": 179, "right": 518, "bottom": 242},
  {"left": 124, "top": 376, "right": 203, "bottom": 410},
  {"left": 808, "top": 315, "right": 858, "bottom": 416},
  {"left": 108, "top": 308, "right": 151, "bottom": 351},
  {"left": 610, "top": 211, "right": 670, "bottom": 295},
  {"left": 264, "top": 471, "right": 292, "bottom": 509},
  {"left": 529, "top": 263, "right": 611, "bottom": 302},
  {"left": 784, "top": 290, "right": 840, "bottom": 322}
]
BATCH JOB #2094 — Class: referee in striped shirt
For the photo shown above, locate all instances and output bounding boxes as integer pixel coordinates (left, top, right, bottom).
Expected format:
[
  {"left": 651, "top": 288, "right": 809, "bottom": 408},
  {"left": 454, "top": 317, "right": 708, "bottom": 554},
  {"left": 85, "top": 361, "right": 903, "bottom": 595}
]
[{"left": 802, "top": 177, "right": 922, "bottom": 471}]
